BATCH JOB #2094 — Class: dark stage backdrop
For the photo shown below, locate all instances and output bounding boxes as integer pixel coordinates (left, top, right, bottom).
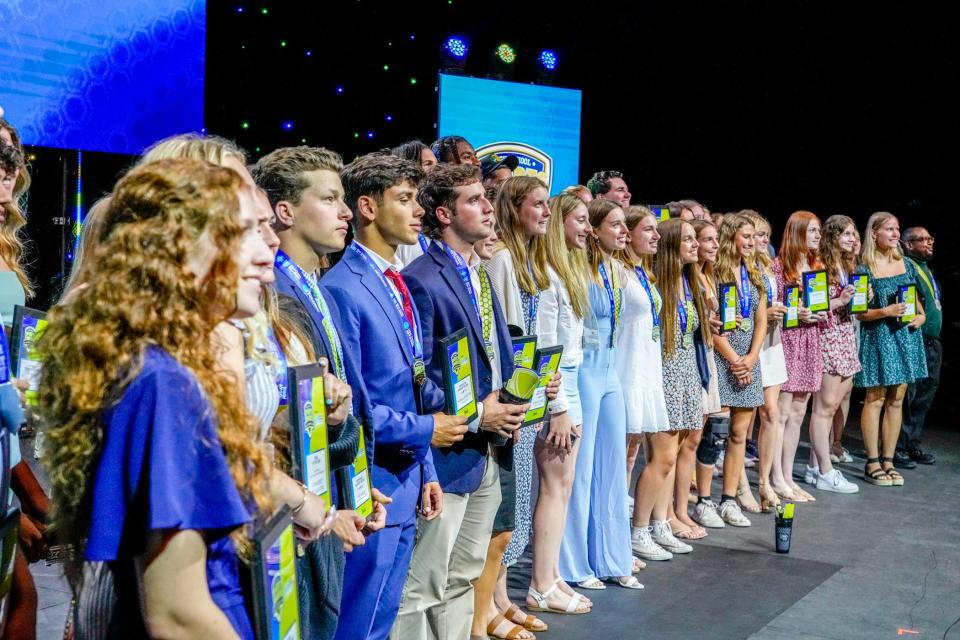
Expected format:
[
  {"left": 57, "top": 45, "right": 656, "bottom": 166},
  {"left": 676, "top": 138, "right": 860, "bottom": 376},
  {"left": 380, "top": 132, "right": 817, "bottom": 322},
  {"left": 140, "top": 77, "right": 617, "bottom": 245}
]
[{"left": 19, "top": 1, "right": 960, "bottom": 418}]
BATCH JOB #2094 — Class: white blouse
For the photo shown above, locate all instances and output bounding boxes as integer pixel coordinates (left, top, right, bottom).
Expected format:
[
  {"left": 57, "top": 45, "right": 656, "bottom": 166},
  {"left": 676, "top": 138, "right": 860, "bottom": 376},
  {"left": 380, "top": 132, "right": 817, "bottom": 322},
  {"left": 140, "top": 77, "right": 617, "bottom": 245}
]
[{"left": 537, "top": 266, "right": 585, "bottom": 414}]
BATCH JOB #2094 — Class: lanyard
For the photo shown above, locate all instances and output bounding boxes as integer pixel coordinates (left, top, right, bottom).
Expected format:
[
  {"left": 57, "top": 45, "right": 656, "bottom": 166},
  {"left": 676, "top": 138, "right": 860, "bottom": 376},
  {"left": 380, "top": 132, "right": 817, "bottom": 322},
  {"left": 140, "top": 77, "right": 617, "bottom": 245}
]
[
  {"left": 418, "top": 234, "right": 429, "bottom": 253},
  {"left": 266, "top": 325, "right": 289, "bottom": 406},
  {"left": 678, "top": 275, "right": 692, "bottom": 336},
  {"left": 275, "top": 250, "right": 346, "bottom": 380},
  {"left": 0, "top": 323, "right": 10, "bottom": 386},
  {"left": 635, "top": 266, "right": 660, "bottom": 327},
  {"left": 739, "top": 262, "right": 752, "bottom": 318},
  {"left": 763, "top": 272, "right": 773, "bottom": 306},
  {"left": 838, "top": 269, "right": 849, "bottom": 288},
  {"left": 350, "top": 243, "right": 423, "bottom": 361},
  {"left": 441, "top": 243, "right": 494, "bottom": 353},
  {"left": 911, "top": 259, "right": 940, "bottom": 302},
  {"left": 598, "top": 260, "right": 622, "bottom": 347},
  {"left": 525, "top": 258, "right": 540, "bottom": 334}
]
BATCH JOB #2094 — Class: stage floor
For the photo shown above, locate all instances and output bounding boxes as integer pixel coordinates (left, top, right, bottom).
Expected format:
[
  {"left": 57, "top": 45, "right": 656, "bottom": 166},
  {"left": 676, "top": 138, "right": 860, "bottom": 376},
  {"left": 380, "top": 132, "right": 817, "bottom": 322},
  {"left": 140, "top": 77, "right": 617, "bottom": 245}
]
[{"left": 30, "top": 428, "right": 960, "bottom": 640}]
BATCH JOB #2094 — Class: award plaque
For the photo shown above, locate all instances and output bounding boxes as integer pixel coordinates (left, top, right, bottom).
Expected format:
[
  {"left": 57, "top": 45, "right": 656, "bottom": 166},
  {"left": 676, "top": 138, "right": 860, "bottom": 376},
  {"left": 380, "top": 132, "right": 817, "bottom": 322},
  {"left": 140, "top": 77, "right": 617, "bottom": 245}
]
[
  {"left": 717, "top": 282, "right": 738, "bottom": 333},
  {"left": 439, "top": 328, "right": 479, "bottom": 426},
  {"left": 850, "top": 273, "right": 869, "bottom": 313},
  {"left": 523, "top": 345, "right": 564, "bottom": 427},
  {"left": 510, "top": 335, "right": 537, "bottom": 370},
  {"left": 899, "top": 284, "right": 918, "bottom": 324},
  {"left": 783, "top": 284, "right": 801, "bottom": 329},
  {"left": 287, "top": 363, "right": 332, "bottom": 510},
  {"left": 9, "top": 306, "right": 47, "bottom": 407},
  {"left": 649, "top": 205, "right": 670, "bottom": 223},
  {"left": 249, "top": 506, "right": 301, "bottom": 640},
  {"left": 337, "top": 424, "right": 374, "bottom": 519},
  {"left": 801, "top": 270, "right": 830, "bottom": 313}
]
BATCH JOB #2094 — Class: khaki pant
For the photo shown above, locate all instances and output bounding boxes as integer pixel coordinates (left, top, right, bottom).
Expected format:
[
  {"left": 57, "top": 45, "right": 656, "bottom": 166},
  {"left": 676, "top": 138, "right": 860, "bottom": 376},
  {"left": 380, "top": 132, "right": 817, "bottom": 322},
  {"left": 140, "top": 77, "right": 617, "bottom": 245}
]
[{"left": 390, "top": 454, "right": 501, "bottom": 640}]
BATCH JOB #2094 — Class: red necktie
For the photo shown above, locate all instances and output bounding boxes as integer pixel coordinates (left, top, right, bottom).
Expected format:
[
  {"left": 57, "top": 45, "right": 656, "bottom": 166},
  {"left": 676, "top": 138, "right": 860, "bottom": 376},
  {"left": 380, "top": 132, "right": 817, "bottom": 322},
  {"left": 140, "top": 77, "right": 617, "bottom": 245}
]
[{"left": 384, "top": 268, "right": 415, "bottom": 330}]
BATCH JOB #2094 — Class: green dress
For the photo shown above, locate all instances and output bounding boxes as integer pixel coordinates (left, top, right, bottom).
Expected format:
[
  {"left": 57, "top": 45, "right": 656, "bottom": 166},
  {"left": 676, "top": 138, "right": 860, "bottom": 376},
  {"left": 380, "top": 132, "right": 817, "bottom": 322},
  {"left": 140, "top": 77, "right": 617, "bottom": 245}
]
[{"left": 854, "top": 259, "right": 928, "bottom": 388}]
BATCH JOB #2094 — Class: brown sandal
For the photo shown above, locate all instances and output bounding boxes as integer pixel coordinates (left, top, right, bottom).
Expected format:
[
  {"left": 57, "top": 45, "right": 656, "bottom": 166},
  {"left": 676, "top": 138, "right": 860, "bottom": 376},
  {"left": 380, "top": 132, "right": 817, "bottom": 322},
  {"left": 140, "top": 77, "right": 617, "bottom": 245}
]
[
  {"left": 504, "top": 603, "right": 548, "bottom": 632},
  {"left": 487, "top": 613, "right": 535, "bottom": 640},
  {"left": 880, "top": 457, "right": 905, "bottom": 486}
]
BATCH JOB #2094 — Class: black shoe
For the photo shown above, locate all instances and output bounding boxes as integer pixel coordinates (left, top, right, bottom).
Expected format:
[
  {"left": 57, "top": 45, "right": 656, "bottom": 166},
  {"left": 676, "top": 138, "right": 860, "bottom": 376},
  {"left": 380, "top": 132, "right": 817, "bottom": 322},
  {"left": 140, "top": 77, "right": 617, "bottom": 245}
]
[
  {"left": 908, "top": 448, "right": 936, "bottom": 465},
  {"left": 893, "top": 450, "right": 918, "bottom": 469}
]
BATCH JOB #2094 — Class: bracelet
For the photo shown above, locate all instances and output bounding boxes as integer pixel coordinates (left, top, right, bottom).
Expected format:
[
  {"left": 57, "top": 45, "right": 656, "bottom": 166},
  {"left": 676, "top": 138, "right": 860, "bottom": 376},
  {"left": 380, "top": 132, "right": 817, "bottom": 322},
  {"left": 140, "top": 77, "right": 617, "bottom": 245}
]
[{"left": 291, "top": 481, "right": 309, "bottom": 515}]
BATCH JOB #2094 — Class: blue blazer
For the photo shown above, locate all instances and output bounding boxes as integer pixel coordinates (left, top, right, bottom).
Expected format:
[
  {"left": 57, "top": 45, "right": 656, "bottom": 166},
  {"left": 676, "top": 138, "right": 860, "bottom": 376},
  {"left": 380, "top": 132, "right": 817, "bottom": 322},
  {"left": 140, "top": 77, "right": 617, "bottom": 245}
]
[
  {"left": 322, "top": 244, "right": 443, "bottom": 526},
  {"left": 403, "top": 242, "right": 515, "bottom": 494}
]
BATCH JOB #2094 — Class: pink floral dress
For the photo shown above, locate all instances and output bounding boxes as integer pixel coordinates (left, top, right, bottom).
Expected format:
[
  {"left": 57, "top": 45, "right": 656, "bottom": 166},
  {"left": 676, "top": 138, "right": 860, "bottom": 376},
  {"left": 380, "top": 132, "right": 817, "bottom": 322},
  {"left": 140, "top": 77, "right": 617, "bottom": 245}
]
[
  {"left": 773, "top": 259, "right": 823, "bottom": 394},
  {"left": 819, "top": 278, "right": 862, "bottom": 377}
]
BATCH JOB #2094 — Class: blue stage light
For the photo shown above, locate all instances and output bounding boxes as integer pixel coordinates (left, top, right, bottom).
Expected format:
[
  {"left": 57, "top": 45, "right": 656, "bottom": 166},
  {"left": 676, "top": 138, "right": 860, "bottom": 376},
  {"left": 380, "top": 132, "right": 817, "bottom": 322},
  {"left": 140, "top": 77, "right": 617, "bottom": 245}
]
[
  {"left": 539, "top": 50, "right": 558, "bottom": 71},
  {"left": 444, "top": 37, "right": 468, "bottom": 59}
]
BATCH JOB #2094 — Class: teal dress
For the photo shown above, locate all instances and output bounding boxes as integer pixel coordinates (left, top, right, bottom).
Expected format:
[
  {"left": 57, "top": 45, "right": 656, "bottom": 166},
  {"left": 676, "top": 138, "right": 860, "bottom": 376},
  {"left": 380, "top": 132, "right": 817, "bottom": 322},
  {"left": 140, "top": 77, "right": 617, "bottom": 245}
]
[
  {"left": 0, "top": 271, "right": 26, "bottom": 326},
  {"left": 854, "top": 260, "right": 928, "bottom": 388}
]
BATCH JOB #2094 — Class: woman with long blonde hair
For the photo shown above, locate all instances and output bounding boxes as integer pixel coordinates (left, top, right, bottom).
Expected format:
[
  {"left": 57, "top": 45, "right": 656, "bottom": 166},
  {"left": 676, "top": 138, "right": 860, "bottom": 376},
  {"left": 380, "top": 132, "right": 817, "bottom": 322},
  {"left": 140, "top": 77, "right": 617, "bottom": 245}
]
[
  {"left": 486, "top": 175, "right": 553, "bottom": 638},
  {"left": 39, "top": 159, "right": 274, "bottom": 638},
  {"left": 739, "top": 210, "right": 788, "bottom": 510},
  {"left": 560, "top": 199, "right": 640, "bottom": 590},
  {"left": 772, "top": 211, "right": 824, "bottom": 502},
  {"left": 854, "top": 212, "right": 927, "bottom": 486},
  {"left": 525, "top": 192, "right": 593, "bottom": 615},
  {"left": 710, "top": 214, "right": 767, "bottom": 527},
  {"left": 805, "top": 215, "right": 862, "bottom": 493}
]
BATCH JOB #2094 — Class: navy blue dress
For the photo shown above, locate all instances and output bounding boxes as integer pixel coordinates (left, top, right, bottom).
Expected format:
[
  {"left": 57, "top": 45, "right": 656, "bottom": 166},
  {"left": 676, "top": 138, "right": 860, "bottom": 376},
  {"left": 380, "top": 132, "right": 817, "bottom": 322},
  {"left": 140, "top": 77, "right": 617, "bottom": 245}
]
[{"left": 84, "top": 346, "right": 254, "bottom": 639}]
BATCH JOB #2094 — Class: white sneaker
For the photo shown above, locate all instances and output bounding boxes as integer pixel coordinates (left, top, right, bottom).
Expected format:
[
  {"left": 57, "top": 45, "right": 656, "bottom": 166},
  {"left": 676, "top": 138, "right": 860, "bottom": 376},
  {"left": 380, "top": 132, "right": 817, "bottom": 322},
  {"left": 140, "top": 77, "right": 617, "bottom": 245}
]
[
  {"left": 838, "top": 448, "right": 854, "bottom": 463},
  {"left": 804, "top": 465, "right": 820, "bottom": 486},
  {"left": 692, "top": 500, "right": 725, "bottom": 528},
  {"left": 718, "top": 500, "right": 752, "bottom": 527},
  {"left": 631, "top": 527, "right": 673, "bottom": 561},
  {"left": 815, "top": 468, "right": 860, "bottom": 494},
  {"left": 651, "top": 520, "right": 693, "bottom": 554}
]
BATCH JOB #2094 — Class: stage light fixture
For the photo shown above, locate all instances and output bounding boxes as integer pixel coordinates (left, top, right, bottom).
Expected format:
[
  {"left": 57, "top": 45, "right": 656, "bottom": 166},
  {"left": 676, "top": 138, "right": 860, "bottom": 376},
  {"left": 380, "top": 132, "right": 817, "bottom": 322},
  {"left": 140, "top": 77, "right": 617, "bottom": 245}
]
[
  {"left": 441, "top": 36, "right": 469, "bottom": 73},
  {"left": 495, "top": 43, "right": 516, "bottom": 64},
  {"left": 538, "top": 49, "right": 558, "bottom": 71}
]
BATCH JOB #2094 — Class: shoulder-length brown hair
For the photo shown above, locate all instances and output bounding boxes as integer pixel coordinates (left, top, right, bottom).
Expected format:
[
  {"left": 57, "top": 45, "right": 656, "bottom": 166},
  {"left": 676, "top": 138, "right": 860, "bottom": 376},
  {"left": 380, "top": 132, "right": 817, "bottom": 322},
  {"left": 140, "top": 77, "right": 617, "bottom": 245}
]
[
  {"left": 39, "top": 159, "right": 272, "bottom": 588},
  {"left": 777, "top": 210, "right": 823, "bottom": 283},
  {"left": 821, "top": 214, "right": 857, "bottom": 284}
]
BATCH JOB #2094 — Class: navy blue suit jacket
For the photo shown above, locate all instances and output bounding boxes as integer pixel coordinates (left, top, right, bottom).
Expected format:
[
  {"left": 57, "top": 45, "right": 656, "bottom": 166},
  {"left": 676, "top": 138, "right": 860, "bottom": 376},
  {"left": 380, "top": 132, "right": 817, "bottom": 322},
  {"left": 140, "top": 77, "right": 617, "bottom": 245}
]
[
  {"left": 322, "top": 244, "right": 443, "bottom": 526},
  {"left": 403, "top": 242, "right": 515, "bottom": 494}
]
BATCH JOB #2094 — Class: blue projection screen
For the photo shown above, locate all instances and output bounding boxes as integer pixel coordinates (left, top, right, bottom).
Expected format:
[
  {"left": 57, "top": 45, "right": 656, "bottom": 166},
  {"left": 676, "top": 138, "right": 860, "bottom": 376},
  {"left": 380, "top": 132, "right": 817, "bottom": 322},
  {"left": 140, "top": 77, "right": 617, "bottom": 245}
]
[
  {"left": 0, "top": 0, "right": 205, "bottom": 155},
  {"left": 437, "top": 74, "right": 581, "bottom": 193}
]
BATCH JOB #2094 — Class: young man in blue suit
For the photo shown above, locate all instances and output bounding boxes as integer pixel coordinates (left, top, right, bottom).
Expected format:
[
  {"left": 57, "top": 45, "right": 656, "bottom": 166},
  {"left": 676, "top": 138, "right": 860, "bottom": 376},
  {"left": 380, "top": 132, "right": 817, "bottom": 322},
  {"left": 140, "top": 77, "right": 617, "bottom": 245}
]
[
  {"left": 253, "top": 146, "right": 385, "bottom": 639},
  {"left": 322, "top": 153, "right": 469, "bottom": 640},
  {"left": 391, "top": 164, "right": 528, "bottom": 639}
]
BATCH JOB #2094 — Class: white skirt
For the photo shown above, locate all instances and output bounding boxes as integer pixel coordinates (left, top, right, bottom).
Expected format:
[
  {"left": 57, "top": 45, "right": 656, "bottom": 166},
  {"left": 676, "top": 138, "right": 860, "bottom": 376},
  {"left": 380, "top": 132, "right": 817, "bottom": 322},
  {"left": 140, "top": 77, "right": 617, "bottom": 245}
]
[{"left": 760, "top": 342, "right": 789, "bottom": 388}]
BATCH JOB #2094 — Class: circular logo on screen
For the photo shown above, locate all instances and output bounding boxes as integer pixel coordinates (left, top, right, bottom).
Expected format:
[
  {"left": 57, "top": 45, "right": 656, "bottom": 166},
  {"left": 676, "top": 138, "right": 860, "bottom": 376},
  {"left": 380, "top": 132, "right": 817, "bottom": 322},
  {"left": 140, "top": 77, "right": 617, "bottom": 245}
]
[{"left": 476, "top": 142, "right": 553, "bottom": 191}]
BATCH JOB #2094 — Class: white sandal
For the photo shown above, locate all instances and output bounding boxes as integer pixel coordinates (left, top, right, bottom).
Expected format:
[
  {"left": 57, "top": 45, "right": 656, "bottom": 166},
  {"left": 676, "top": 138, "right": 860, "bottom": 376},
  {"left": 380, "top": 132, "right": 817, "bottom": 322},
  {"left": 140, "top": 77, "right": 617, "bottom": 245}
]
[
  {"left": 576, "top": 577, "right": 606, "bottom": 590},
  {"left": 527, "top": 585, "right": 590, "bottom": 614},
  {"left": 615, "top": 575, "right": 644, "bottom": 590}
]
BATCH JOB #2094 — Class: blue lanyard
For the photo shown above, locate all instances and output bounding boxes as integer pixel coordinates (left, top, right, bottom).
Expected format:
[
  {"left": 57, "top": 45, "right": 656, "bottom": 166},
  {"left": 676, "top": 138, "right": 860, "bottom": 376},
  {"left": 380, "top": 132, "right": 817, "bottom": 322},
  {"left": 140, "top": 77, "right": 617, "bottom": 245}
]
[
  {"left": 350, "top": 243, "right": 423, "bottom": 360},
  {"left": 598, "top": 260, "right": 620, "bottom": 346},
  {"left": 678, "top": 275, "right": 691, "bottom": 336},
  {"left": 838, "top": 269, "right": 849, "bottom": 287},
  {"left": 274, "top": 250, "right": 346, "bottom": 380},
  {"left": 763, "top": 273, "right": 773, "bottom": 306},
  {"left": 266, "top": 325, "right": 289, "bottom": 406},
  {"left": 441, "top": 242, "right": 481, "bottom": 323},
  {"left": 739, "top": 262, "right": 752, "bottom": 318},
  {"left": 526, "top": 259, "right": 540, "bottom": 334},
  {"left": 635, "top": 266, "right": 660, "bottom": 328},
  {"left": 418, "top": 234, "right": 429, "bottom": 253}
]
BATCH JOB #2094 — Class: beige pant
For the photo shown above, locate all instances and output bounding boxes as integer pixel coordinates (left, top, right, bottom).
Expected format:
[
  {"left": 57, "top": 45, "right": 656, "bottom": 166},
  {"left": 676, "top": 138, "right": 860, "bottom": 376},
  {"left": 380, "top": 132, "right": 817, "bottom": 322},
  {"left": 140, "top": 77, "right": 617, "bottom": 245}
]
[{"left": 390, "top": 454, "right": 501, "bottom": 640}]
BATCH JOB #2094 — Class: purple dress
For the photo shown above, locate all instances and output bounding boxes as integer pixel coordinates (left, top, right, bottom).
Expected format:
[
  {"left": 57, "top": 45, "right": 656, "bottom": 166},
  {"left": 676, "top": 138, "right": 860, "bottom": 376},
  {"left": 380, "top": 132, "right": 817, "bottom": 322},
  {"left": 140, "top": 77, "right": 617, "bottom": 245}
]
[
  {"left": 84, "top": 347, "right": 254, "bottom": 639},
  {"left": 773, "top": 259, "right": 824, "bottom": 394}
]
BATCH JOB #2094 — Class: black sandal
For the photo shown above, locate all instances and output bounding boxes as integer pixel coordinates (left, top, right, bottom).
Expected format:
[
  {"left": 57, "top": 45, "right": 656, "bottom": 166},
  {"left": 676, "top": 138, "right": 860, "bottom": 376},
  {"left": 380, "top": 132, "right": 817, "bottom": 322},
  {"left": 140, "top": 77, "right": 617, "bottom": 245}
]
[
  {"left": 864, "top": 457, "right": 893, "bottom": 486},
  {"left": 879, "top": 457, "right": 905, "bottom": 486}
]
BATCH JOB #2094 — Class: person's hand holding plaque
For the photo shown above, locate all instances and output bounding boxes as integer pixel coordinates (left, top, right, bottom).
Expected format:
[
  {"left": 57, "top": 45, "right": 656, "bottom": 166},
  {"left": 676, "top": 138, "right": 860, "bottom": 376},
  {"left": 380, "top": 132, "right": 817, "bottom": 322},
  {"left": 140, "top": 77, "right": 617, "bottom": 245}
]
[
  {"left": 318, "top": 357, "right": 352, "bottom": 426},
  {"left": 332, "top": 509, "right": 367, "bottom": 552},
  {"left": 431, "top": 413, "right": 469, "bottom": 447},
  {"left": 882, "top": 301, "right": 908, "bottom": 319},
  {"left": 480, "top": 390, "right": 527, "bottom": 439},
  {"left": 544, "top": 370, "right": 562, "bottom": 401},
  {"left": 363, "top": 487, "right": 391, "bottom": 535},
  {"left": 767, "top": 302, "right": 786, "bottom": 325}
]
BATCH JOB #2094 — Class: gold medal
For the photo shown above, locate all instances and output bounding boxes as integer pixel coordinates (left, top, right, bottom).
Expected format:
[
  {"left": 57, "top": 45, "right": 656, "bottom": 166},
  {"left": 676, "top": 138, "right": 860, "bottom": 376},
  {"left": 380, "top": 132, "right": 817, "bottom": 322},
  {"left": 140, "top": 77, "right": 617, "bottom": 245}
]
[
  {"left": 413, "top": 358, "right": 427, "bottom": 386},
  {"left": 741, "top": 318, "right": 752, "bottom": 332}
]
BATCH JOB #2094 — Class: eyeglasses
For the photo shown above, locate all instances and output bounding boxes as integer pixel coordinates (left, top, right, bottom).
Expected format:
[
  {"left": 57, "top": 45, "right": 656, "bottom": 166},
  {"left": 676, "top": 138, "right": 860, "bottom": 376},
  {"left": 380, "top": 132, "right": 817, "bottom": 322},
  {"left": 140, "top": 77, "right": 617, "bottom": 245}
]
[{"left": 907, "top": 236, "right": 935, "bottom": 244}]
